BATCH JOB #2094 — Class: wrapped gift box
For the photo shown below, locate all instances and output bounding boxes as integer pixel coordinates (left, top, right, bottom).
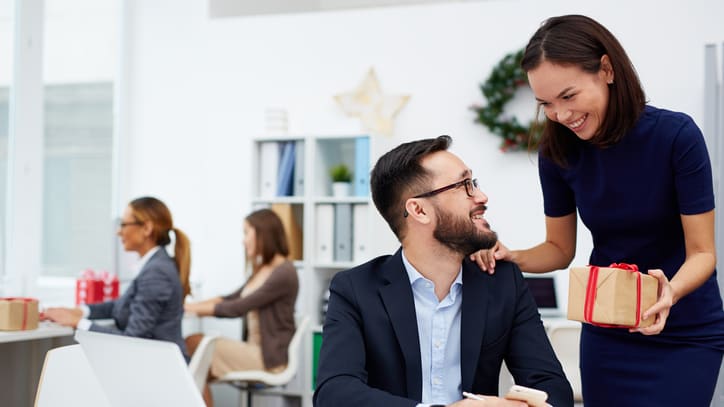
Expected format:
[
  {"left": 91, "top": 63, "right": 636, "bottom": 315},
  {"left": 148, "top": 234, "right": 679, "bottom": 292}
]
[
  {"left": 0, "top": 297, "right": 39, "bottom": 331},
  {"left": 568, "top": 264, "right": 658, "bottom": 328},
  {"left": 76, "top": 270, "right": 119, "bottom": 305}
]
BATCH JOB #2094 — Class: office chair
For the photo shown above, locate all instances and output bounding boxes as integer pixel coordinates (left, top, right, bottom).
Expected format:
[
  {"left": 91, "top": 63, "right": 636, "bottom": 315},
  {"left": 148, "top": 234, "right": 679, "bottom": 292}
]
[
  {"left": 188, "top": 334, "right": 219, "bottom": 393},
  {"left": 215, "top": 315, "right": 310, "bottom": 407},
  {"left": 74, "top": 330, "right": 206, "bottom": 407},
  {"left": 35, "top": 344, "right": 110, "bottom": 407},
  {"left": 546, "top": 320, "right": 583, "bottom": 402}
]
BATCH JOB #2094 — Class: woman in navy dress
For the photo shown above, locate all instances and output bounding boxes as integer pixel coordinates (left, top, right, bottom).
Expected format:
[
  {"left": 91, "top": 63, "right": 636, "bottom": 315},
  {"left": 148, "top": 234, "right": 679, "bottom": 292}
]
[{"left": 472, "top": 15, "right": 724, "bottom": 405}]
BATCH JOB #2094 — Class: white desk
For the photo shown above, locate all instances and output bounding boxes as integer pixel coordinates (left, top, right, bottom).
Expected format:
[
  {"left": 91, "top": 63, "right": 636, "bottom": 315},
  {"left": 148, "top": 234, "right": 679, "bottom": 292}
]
[
  {"left": 0, "top": 322, "right": 75, "bottom": 406},
  {"left": 542, "top": 316, "right": 580, "bottom": 330},
  {"left": 0, "top": 321, "right": 73, "bottom": 343}
]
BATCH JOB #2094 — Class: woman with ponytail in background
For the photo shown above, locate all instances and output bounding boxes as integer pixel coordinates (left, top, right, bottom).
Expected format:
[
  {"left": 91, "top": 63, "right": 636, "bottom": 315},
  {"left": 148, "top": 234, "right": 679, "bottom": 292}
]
[{"left": 43, "top": 196, "right": 192, "bottom": 360}]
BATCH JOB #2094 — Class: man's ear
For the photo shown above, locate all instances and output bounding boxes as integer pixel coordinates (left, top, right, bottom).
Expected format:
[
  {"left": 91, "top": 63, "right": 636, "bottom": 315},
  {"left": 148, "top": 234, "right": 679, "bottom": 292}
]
[{"left": 404, "top": 198, "right": 431, "bottom": 225}]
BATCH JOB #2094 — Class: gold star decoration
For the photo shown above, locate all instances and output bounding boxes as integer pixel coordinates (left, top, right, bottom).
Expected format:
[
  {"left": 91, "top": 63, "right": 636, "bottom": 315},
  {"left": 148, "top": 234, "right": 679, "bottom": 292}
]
[{"left": 334, "top": 68, "right": 410, "bottom": 137}]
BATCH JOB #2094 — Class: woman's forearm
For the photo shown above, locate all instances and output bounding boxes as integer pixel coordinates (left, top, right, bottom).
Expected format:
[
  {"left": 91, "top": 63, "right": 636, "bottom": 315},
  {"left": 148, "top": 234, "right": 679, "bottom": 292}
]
[{"left": 511, "top": 240, "right": 575, "bottom": 274}]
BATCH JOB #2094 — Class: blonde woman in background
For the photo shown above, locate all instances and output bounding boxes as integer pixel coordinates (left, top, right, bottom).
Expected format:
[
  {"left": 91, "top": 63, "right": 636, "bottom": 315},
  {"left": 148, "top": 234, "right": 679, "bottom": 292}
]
[
  {"left": 185, "top": 208, "right": 299, "bottom": 407},
  {"left": 43, "top": 196, "right": 191, "bottom": 359}
]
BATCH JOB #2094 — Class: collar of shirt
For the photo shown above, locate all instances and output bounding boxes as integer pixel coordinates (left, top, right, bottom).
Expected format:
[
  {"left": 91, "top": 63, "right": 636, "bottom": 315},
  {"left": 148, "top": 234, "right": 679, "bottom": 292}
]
[
  {"left": 131, "top": 246, "right": 161, "bottom": 277},
  {"left": 401, "top": 250, "right": 463, "bottom": 301}
]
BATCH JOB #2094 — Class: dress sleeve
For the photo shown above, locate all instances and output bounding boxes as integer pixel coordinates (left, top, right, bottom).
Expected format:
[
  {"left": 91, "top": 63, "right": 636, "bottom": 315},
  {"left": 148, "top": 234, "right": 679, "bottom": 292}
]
[
  {"left": 672, "top": 118, "right": 715, "bottom": 215},
  {"left": 538, "top": 153, "right": 576, "bottom": 217}
]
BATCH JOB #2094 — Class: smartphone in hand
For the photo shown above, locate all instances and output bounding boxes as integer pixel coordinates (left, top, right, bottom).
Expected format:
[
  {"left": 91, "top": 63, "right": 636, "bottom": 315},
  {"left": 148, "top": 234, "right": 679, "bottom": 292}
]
[{"left": 504, "top": 385, "right": 549, "bottom": 407}]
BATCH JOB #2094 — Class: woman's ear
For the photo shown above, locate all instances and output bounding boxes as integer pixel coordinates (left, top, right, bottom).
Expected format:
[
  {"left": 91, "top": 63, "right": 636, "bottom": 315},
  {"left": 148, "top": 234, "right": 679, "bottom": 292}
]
[
  {"left": 600, "top": 54, "right": 614, "bottom": 84},
  {"left": 142, "top": 221, "right": 154, "bottom": 239}
]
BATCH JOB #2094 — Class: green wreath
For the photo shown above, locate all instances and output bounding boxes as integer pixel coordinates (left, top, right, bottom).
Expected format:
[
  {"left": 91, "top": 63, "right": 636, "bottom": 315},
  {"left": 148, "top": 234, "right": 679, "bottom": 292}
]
[{"left": 471, "top": 49, "right": 541, "bottom": 152}]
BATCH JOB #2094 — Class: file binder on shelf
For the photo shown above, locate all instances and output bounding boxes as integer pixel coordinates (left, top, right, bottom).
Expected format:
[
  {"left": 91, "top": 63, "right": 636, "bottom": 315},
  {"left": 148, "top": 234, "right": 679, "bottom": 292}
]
[
  {"left": 293, "top": 140, "right": 305, "bottom": 196},
  {"left": 276, "top": 141, "right": 296, "bottom": 197},
  {"left": 354, "top": 136, "right": 370, "bottom": 197},
  {"left": 333, "top": 203, "right": 353, "bottom": 262},
  {"left": 352, "top": 204, "right": 369, "bottom": 263},
  {"left": 315, "top": 204, "right": 335, "bottom": 264},
  {"left": 258, "top": 141, "right": 279, "bottom": 197}
]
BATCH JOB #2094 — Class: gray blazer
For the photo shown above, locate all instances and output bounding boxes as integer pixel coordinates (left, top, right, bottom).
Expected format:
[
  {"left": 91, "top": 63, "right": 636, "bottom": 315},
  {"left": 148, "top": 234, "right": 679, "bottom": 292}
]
[{"left": 87, "top": 247, "right": 187, "bottom": 360}]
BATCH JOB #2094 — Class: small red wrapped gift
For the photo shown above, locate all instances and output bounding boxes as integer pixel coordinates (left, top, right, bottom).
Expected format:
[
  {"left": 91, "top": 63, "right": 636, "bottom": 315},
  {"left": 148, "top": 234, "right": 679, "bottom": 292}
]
[{"left": 76, "top": 269, "right": 119, "bottom": 305}]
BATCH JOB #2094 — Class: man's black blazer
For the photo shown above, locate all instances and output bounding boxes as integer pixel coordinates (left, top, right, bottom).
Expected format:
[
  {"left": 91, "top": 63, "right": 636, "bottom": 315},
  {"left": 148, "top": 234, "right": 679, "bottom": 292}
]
[{"left": 314, "top": 249, "right": 573, "bottom": 407}]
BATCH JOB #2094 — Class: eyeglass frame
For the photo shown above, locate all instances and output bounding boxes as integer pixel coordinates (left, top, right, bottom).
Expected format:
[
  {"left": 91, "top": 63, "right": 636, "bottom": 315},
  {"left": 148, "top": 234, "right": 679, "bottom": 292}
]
[
  {"left": 412, "top": 178, "right": 479, "bottom": 199},
  {"left": 403, "top": 178, "right": 479, "bottom": 217},
  {"left": 118, "top": 220, "right": 144, "bottom": 229}
]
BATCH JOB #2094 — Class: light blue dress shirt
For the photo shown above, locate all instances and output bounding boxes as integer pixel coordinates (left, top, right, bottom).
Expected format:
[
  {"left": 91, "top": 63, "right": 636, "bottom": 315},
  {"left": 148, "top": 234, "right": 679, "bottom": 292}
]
[{"left": 402, "top": 251, "right": 463, "bottom": 407}]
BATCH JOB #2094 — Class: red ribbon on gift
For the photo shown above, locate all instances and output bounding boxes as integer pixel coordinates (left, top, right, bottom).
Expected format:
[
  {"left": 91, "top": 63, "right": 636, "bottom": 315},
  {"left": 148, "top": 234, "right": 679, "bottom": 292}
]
[
  {"left": 1, "top": 297, "right": 37, "bottom": 330},
  {"left": 583, "top": 263, "right": 643, "bottom": 328}
]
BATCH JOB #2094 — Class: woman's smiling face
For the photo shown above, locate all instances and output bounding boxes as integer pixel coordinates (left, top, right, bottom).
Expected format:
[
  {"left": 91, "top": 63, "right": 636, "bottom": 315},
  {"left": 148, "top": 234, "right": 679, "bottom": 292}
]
[{"left": 527, "top": 57, "right": 613, "bottom": 141}]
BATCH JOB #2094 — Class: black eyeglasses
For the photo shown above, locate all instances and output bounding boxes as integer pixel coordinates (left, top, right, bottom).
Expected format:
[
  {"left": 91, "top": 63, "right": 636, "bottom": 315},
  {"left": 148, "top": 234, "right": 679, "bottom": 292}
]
[
  {"left": 118, "top": 220, "right": 143, "bottom": 228},
  {"left": 413, "top": 178, "right": 479, "bottom": 199}
]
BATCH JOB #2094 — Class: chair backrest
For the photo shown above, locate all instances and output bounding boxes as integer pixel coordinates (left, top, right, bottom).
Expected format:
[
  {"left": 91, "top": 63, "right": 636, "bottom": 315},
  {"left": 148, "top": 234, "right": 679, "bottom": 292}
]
[
  {"left": 35, "top": 344, "right": 110, "bottom": 407},
  {"left": 218, "top": 315, "right": 310, "bottom": 386},
  {"left": 188, "top": 334, "right": 218, "bottom": 392},
  {"left": 546, "top": 321, "right": 582, "bottom": 402},
  {"left": 75, "top": 330, "right": 206, "bottom": 407},
  {"left": 283, "top": 315, "right": 310, "bottom": 381}
]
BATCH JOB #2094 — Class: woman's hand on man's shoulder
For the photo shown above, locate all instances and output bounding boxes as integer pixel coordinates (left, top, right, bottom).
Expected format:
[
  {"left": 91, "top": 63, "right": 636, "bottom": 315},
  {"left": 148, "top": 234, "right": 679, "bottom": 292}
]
[{"left": 470, "top": 241, "right": 512, "bottom": 274}]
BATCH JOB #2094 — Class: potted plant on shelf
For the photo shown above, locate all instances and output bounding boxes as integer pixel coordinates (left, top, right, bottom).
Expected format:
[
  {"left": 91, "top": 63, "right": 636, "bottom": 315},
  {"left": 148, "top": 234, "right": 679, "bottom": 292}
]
[{"left": 329, "top": 164, "right": 352, "bottom": 197}]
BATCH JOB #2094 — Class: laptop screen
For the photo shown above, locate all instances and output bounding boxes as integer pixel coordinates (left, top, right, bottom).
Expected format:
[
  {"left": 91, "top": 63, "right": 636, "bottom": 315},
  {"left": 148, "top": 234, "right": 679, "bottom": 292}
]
[{"left": 524, "top": 276, "right": 560, "bottom": 315}]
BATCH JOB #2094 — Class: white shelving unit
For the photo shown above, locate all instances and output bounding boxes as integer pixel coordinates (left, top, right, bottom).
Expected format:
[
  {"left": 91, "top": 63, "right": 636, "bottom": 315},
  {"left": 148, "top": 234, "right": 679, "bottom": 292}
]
[{"left": 249, "top": 133, "right": 376, "bottom": 407}]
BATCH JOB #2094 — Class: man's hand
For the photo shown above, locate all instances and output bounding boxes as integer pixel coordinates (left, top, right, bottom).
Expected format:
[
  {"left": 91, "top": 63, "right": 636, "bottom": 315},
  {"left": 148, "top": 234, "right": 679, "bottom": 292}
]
[
  {"left": 469, "top": 241, "right": 512, "bottom": 274},
  {"left": 41, "top": 307, "right": 83, "bottom": 328}
]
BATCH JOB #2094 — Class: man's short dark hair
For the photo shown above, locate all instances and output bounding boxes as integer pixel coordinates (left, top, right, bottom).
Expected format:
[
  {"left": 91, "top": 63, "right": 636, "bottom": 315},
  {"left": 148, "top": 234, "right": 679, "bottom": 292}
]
[{"left": 370, "top": 135, "right": 452, "bottom": 240}]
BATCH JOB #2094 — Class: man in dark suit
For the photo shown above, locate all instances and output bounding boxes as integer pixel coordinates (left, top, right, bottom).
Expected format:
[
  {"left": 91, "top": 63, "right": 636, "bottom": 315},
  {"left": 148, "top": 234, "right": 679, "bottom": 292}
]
[{"left": 314, "top": 136, "right": 572, "bottom": 407}]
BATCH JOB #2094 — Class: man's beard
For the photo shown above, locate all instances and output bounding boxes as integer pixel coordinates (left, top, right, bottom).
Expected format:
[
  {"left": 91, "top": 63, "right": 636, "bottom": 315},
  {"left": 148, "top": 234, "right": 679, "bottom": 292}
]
[{"left": 433, "top": 205, "right": 498, "bottom": 256}]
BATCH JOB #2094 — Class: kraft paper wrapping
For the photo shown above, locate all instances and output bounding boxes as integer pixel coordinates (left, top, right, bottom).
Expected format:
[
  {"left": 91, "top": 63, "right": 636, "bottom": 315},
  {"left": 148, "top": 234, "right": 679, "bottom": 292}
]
[
  {"left": 568, "top": 266, "right": 658, "bottom": 328},
  {"left": 0, "top": 297, "right": 39, "bottom": 331}
]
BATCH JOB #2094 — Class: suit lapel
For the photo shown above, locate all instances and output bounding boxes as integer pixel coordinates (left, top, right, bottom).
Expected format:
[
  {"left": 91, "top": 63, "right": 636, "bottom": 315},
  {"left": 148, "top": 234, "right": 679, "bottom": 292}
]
[
  {"left": 460, "top": 260, "right": 488, "bottom": 390},
  {"left": 378, "top": 250, "right": 423, "bottom": 401}
]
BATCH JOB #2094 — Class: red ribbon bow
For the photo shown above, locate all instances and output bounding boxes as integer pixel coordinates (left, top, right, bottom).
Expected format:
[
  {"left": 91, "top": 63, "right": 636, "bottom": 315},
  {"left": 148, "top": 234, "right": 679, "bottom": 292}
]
[
  {"left": 608, "top": 263, "right": 639, "bottom": 271},
  {"left": 583, "top": 263, "right": 643, "bottom": 328}
]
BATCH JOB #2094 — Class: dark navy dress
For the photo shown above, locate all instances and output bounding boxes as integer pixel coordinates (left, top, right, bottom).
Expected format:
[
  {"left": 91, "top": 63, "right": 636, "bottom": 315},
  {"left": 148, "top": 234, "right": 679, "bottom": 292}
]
[{"left": 539, "top": 105, "right": 724, "bottom": 406}]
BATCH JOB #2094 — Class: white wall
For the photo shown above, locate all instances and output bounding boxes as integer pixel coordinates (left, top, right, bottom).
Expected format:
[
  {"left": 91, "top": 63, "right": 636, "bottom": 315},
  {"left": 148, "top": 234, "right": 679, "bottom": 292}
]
[{"left": 121, "top": 0, "right": 724, "bottom": 304}]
